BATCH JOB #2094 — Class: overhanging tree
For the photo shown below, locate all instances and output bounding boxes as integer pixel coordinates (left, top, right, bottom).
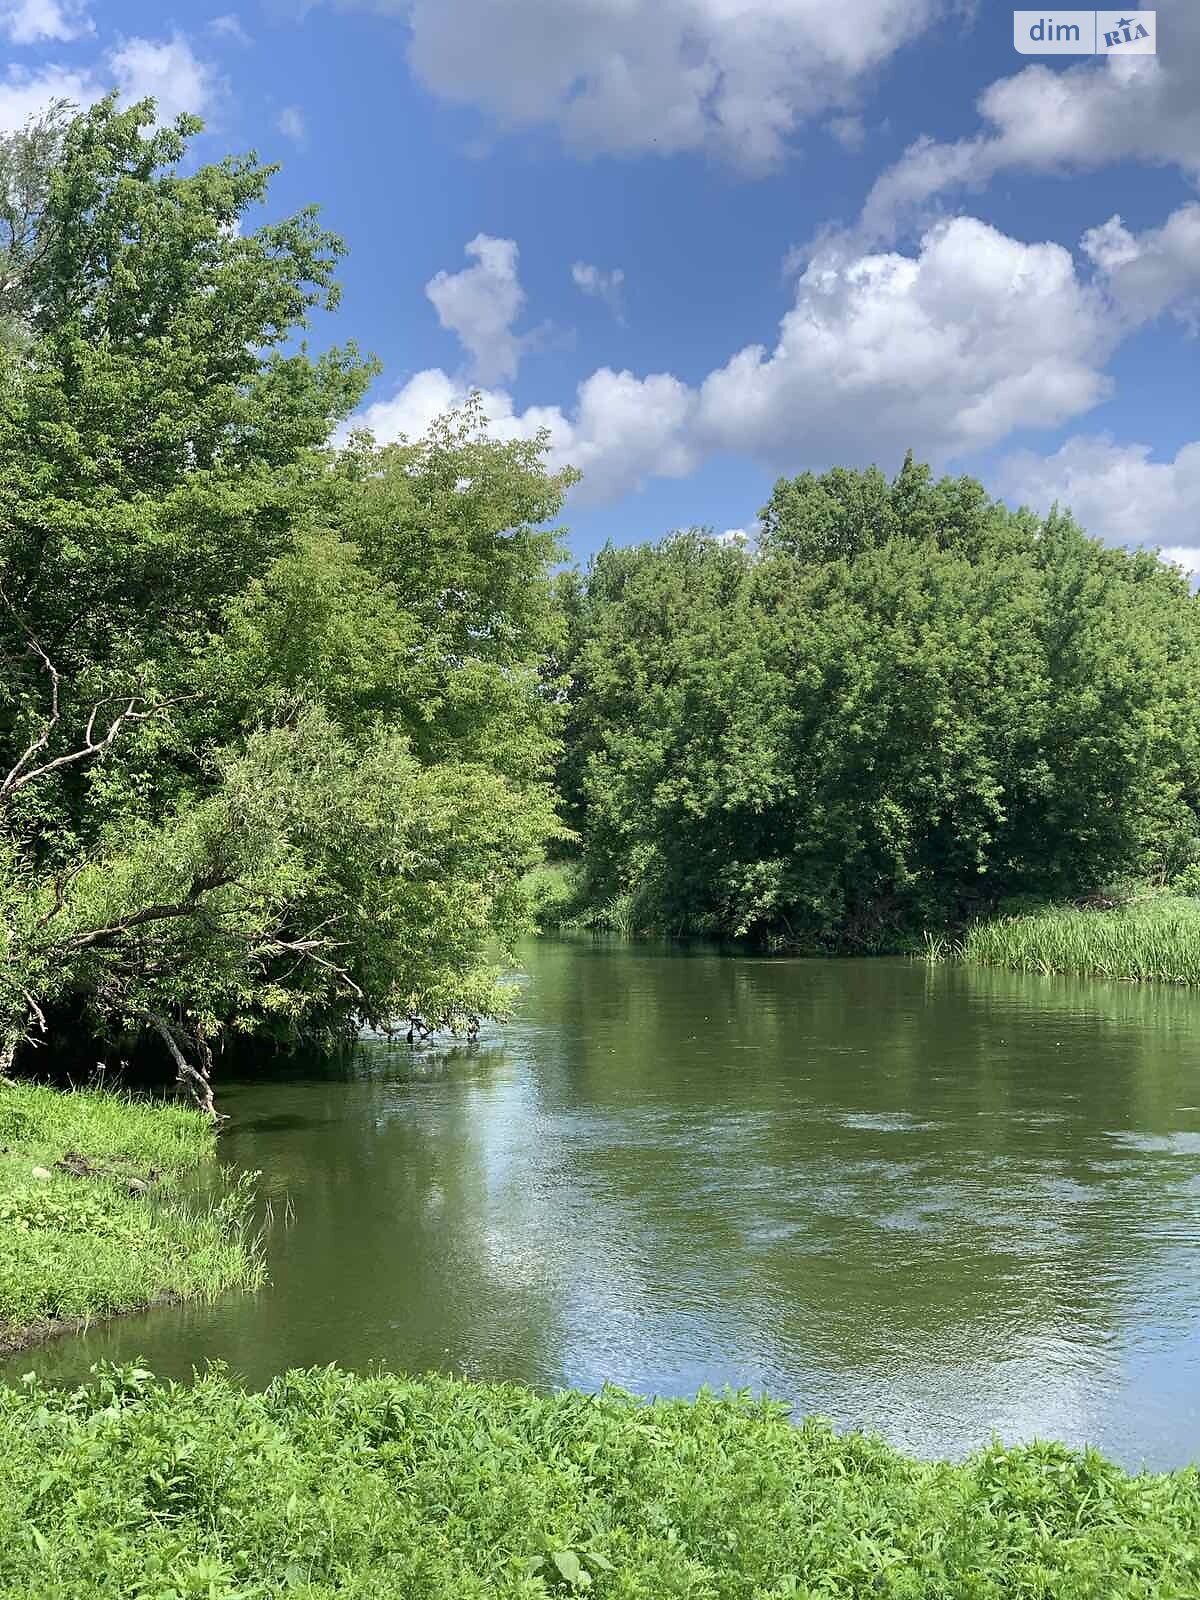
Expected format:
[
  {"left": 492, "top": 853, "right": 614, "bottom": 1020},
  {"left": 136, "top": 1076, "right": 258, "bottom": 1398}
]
[{"left": 0, "top": 100, "right": 571, "bottom": 1111}]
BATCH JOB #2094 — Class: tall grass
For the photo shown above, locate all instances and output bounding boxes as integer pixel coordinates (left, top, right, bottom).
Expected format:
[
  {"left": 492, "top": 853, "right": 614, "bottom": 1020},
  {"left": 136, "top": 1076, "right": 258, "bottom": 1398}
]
[
  {"left": 961, "top": 895, "right": 1200, "bottom": 984},
  {"left": 0, "top": 1082, "right": 264, "bottom": 1349},
  {"left": 0, "top": 1363, "right": 1196, "bottom": 1597},
  {"left": 575, "top": 889, "right": 638, "bottom": 935}
]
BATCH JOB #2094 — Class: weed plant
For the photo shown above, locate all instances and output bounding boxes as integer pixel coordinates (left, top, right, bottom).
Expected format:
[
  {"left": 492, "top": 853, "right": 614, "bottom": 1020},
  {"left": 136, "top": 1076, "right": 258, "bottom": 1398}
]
[{"left": 961, "top": 896, "right": 1200, "bottom": 984}]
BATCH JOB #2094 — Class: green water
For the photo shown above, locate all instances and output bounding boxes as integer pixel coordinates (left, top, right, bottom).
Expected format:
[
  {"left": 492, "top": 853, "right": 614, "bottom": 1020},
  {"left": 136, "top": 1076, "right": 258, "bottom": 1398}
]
[{"left": 9, "top": 938, "right": 1200, "bottom": 1467}]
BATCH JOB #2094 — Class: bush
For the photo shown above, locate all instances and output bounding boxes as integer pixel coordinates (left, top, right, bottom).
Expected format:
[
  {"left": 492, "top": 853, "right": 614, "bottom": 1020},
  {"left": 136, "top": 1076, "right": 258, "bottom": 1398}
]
[
  {"left": 520, "top": 862, "right": 584, "bottom": 930},
  {"left": 558, "top": 467, "right": 1200, "bottom": 948}
]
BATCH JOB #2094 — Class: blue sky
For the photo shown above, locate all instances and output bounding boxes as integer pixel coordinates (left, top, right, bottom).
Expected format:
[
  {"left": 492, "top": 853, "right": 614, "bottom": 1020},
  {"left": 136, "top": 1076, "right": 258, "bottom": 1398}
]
[{"left": 2, "top": 0, "right": 1196, "bottom": 566}]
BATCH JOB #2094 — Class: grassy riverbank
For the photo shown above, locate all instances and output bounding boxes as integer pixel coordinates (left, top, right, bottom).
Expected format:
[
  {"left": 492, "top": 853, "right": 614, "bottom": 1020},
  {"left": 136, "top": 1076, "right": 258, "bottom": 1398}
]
[
  {"left": 0, "top": 1365, "right": 1196, "bottom": 1598},
  {"left": 959, "top": 895, "right": 1200, "bottom": 984},
  {"left": 0, "top": 1082, "right": 263, "bottom": 1352}
]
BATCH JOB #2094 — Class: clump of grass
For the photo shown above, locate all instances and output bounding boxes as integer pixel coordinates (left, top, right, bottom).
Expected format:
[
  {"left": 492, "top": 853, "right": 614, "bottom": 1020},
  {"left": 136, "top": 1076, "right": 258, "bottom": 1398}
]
[
  {"left": 920, "top": 929, "right": 962, "bottom": 963},
  {"left": 575, "top": 888, "right": 638, "bottom": 935},
  {"left": 961, "top": 893, "right": 1200, "bottom": 983},
  {"left": 0, "top": 1364, "right": 1197, "bottom": 1598},
  {"left": 0, "top": 1082, "right": 264, "bottom": 1350}
]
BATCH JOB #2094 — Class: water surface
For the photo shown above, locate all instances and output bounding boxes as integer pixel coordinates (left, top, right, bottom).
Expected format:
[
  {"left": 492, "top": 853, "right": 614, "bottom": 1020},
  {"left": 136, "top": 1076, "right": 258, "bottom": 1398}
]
[{"left": 8, "top": 939, "right": 1200, "bottom": 1467}]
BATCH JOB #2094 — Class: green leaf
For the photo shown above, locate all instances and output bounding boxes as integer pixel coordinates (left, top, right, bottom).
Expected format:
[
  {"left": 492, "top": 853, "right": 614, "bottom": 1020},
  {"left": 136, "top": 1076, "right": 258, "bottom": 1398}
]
[{"left": 551, "top": 1549, "right": 592, "bottom": 1587}]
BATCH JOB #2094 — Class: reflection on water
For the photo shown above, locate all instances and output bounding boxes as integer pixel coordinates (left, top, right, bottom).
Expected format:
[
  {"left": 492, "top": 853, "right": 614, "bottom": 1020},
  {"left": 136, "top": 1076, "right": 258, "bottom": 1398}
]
[{"left": 7, "top": 940, "right": 1200, "bottom": 1468}]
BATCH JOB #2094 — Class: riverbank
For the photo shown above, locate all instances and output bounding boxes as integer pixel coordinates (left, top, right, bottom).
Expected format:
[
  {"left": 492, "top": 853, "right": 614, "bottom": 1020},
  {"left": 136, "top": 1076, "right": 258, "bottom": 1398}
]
[
  {"left": 528, "top": 866, "right": 1200, "bottom": 984},
  {"left": 0, "top": 1363, "right": 1196, "bottom": 1597},
  {"left": 957, "top": 894, "right": 1200, "bottom": 984},
  {"left": 0, "top": 1081, "right": 264, "bottom": 1353}
]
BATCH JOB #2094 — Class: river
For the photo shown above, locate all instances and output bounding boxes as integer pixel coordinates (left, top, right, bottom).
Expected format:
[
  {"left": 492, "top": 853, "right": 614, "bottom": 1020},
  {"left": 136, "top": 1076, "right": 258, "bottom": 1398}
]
[{"left": 7, "top": 938, "right": 1200, "bottom": 1468}]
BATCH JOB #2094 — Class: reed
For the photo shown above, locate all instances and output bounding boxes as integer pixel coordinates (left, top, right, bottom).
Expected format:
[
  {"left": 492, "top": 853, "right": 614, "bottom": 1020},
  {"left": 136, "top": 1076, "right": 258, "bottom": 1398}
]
[{"left": 961, "top": 895, "right": 1200, "bottom": 984}]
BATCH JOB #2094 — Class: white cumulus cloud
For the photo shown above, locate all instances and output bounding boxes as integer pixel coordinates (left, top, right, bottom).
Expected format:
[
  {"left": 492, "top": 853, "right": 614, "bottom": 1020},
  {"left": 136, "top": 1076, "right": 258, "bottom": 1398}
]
[
  {"left": 346, "top": 196, "right": 1200, "bottom": 513},
  {"left": 109, "top": 34, "right": 221, "bottom": 125},
  {"left": 0, "top": 64, "right": 96, "bottom": 132},
  {"left": 349, "top": 213, "right": 1140, "bottom": 506},
  {"left": 1081, "top": 203, "right": 1200, "bottom": 331},
  {"left": 697, "top": 216, "right": 1115, "bottom": 468},
  {"left": 0, "top": 0, "right": 91, "bottom": 44},
  {"left": 997, "top": 436, "right": 1200, "bottom": 564},
  {"left": 426, "top": 233, "right": 531, "bottom": 385},
  {"left": 381, "top": 0, "right": 951, "bottom": 171},
  {"left": 348, "top": 363, "right": 699, "bottom": 505},
  {"left": 863, "top": 0, "right": 1200, "bottom": 237},
  {"left": 0, "top": 34, "right": 220, "bottom": 139}
]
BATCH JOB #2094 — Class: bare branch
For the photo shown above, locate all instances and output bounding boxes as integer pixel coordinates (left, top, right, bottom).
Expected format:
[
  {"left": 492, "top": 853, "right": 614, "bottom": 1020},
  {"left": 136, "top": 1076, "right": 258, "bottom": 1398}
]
[
  {"left": 253, "top": 934, "right": 365, "bottom": 998},
  {"left": 0, "top": 585, "right": 199, "bottom": 804},
  {"left": 64, "top": 869, "right": 239, "bottom": 949},
  {"left": 1, "top": 695, "right": 191, "bottom": 803},
  {"left": 21, "top": 988, "right": 46, "bottom": 1034},
  {"left": 0, "top": 614, "right": 61, "bottom": 796},
  {"left": 143, "top": 1011, "right": 218, "bottom": 1120}
]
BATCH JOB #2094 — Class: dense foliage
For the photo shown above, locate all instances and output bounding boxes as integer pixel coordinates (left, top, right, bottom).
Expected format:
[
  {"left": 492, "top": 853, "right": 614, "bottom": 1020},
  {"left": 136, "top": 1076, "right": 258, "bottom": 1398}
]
[
  {"left": 558, "top": 459, "right": 1200, "bottom": 948},
  {"left": 0, "top": 1363, "right": 1196, "bottom": 1598},
  {"left": 0, "top": 101, "right": 571, "bottom": 1109},
  {"left": 0, "top": 1083, "right": 260, "bottom": 1347}
]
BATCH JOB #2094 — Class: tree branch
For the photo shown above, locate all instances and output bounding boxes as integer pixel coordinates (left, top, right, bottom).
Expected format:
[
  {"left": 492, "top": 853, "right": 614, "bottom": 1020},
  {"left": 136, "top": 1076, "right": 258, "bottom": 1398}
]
[
  {"left": 252, "top": 934, "right": 365, "bottom": 998},
  {"left": 0, "top": 586, "right": 198, "bottom": 804},
  {"left": 0, "top": 621, "right": 61, "bottom": 796},
  {"left": 143, "top": 1011, "right": 218, "bottom": 1120},
  {"left": 36, "top": 859, "right": 87, "bottom": 928},
  {"left": 64, "top": 870, "right": 239, "bottom": 949}
]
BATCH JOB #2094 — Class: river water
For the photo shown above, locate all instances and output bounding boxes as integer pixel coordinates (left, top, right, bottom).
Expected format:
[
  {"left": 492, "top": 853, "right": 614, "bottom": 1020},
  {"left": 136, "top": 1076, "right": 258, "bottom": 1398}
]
[{"left": 7, "top": 938, "right": 1200, "bottom": 1468}]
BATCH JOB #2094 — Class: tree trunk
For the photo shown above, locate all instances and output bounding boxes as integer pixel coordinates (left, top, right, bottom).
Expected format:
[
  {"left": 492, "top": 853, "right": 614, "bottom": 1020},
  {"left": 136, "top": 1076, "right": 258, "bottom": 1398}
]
[{"left": 146, "top": 1013, "right": 218, "bottom": 1119}]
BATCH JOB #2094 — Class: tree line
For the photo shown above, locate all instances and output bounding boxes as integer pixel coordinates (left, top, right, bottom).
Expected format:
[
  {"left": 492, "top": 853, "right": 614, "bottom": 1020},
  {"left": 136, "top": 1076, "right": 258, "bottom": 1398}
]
[{"left": 1, "top": 101, "right": 1197, "bottom": 1110}]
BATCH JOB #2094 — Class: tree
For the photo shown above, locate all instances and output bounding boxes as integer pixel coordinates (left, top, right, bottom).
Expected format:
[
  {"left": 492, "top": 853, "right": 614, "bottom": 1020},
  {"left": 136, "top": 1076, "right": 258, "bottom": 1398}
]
[
  {"left": 0, "top": 101, "right": 571, "bottom": 1112},
  {"left": 561, "top": 464, "right": 1200, "bottom": 948}
]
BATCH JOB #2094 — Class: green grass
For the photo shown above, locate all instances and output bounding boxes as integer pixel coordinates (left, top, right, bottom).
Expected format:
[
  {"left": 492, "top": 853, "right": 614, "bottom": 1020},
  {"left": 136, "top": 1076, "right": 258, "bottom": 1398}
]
[
  {"left": 959, "top": 894, "right": 1200, "bottom": 984},
  {"left": 0, "top": 1082, "right": 264, "bottom": 1350},
  {"left": 0, "top": 1364, "right": 1196, "bottom": 1598}
]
